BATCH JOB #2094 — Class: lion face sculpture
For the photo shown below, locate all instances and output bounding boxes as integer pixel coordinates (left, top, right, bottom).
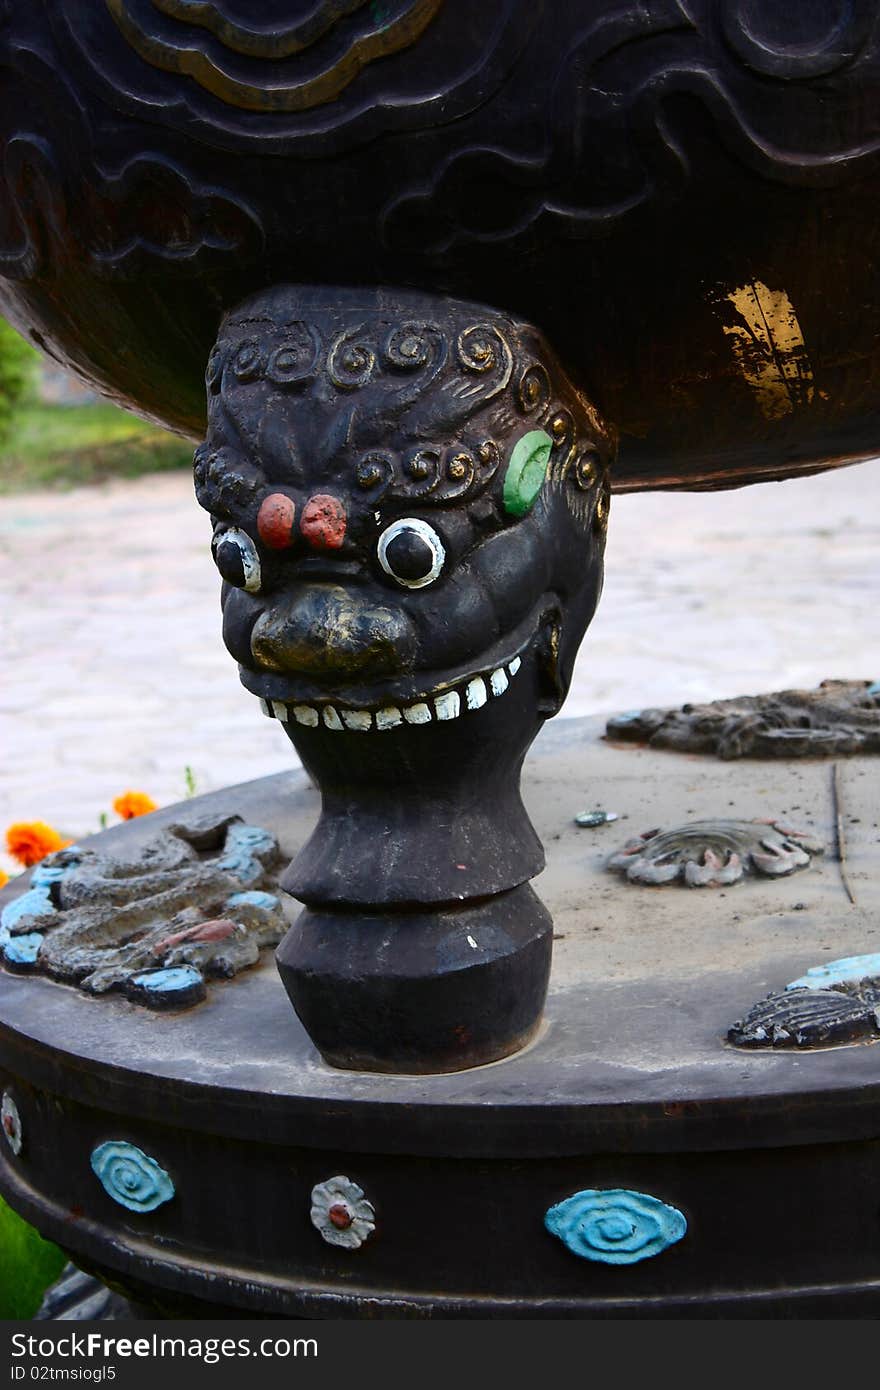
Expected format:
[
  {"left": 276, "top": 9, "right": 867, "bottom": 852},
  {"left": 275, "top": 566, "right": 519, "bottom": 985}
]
[
  {"left": 196, "top": 285, "right": 613, "bottom": 753},
  {"left": 195, "top": 284, "right": 614, "bottom": 1067}
]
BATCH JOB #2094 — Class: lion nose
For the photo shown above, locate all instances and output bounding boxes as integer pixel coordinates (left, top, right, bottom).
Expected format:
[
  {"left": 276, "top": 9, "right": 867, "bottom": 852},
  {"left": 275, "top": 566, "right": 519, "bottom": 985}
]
[
  {"left": 300, "top": 494, "right": 347, "bottom": 551},
  {"left": 250, "top": 585, "right": 417, "bottom": 680}
]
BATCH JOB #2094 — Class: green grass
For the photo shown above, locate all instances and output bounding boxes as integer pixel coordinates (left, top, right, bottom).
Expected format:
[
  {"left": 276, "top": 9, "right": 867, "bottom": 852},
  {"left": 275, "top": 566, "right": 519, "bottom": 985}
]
[
  {"left": 0, "top": 1196, "right": 66, "bottom": 1318},
  {"left": 0, "top": 401, "right": 194, "bottom": 494}
]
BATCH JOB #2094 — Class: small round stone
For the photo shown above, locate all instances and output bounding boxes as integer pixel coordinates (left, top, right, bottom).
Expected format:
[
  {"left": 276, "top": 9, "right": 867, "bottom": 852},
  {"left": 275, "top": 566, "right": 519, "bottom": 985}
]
[
  {"left": 383, "top": 528, "right": 435, "bottom": 582},
  {"left": 301, "top": 494, "right": 346, "bottom": 551},
  {"left": 328, "top": 1203, "right": 353, "bottom": 1230},
  {"left": 232, "top": 342, "right": 262, "bottom": 380},
  {"left": 212, "top": 528, "right": 262, "bottom": 593},
  {"left": 357, "top": 463, "right": 383, "bottom": 489},
  {"left": 576, "top": 454, "right": 598, "bottom": 490},
  {"left": 503, "top": 430, "right": 552, "bottom": 518},
  {"left": 214, "top": 537, "right": 246, "bottom": 587},
  {"left": 257, "top": 493, "right": 296, "bottom": 550},
  {"left": 378, "top": 517, "right": 445, "bottom": 588}
]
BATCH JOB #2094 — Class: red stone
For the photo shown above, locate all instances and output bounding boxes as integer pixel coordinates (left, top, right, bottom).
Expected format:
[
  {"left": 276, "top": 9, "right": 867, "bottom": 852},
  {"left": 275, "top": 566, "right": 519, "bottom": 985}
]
[
  {"left": 300, "top": 494, "right": 347, "bottom": 551},
  {"left": 328, "top": 1203, "right": 353, "bottom": 1230},
  {"left": 257, "top": 493, "right": 296, "bottom": 550}
]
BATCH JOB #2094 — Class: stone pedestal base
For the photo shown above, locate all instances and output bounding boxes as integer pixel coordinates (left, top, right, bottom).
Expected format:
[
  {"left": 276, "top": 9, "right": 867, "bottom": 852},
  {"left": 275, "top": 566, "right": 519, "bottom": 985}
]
[{"left": 2, "top": 716, "right": 879, "bottom": 1318}]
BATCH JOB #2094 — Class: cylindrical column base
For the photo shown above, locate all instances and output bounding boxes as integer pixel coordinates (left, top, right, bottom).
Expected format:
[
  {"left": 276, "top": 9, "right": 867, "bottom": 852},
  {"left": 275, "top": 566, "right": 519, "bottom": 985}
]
[{"left": 276, "top": 884, "right": 553, "bottom": 1073}]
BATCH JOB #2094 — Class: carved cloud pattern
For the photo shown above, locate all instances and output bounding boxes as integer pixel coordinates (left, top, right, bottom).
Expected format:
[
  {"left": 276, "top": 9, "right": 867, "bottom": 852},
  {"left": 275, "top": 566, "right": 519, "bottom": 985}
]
[{"left": 383, "top": 0, "right": 880, "bottom": 254}]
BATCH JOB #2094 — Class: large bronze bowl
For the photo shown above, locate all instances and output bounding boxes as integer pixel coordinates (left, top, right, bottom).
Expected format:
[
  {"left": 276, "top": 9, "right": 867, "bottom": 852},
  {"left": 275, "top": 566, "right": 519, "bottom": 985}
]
[{"left": 1, "top": 1, "right": 879, "bottom": 490}]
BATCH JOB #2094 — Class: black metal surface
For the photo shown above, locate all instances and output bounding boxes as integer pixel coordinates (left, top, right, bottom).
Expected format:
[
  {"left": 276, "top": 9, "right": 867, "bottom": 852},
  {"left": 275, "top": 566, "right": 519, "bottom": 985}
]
[
  {"left": 5, "top": 1124, "right": 880, "bottom": 1318},
  {"left": 2, "top": 718, "right": 880, "bottom": 1316},
  {"left": 2, "top": 3, "right": 880, "bottom": 490}
]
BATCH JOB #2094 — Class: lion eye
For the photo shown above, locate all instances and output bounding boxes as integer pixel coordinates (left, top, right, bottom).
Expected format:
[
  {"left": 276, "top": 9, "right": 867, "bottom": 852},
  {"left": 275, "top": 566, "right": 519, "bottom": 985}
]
[
  {"left": 212, "top": 528, "right": 262, "bottom": 593},
  {"left": 377, "top": 518, "right": 445, "bottom": 589}
]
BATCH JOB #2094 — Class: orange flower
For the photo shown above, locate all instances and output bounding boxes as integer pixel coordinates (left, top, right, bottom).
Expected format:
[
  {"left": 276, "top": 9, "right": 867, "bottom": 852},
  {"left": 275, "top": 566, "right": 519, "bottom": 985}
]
[
  {"left": 0, "top": 870, "right": 8, "bottom": 889},
  {"left": 5, "top": 822, "right": 72, "bottom": 868},
  {"left": 113, "top": 791, "right": 158, "bottom": 821}
]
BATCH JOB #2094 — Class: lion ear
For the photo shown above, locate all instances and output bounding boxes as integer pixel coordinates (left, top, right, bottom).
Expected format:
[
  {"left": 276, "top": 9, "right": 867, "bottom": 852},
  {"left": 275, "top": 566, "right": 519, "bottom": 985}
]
[{"left": 502, "top": 429, "right": 553, "bottom": 518}]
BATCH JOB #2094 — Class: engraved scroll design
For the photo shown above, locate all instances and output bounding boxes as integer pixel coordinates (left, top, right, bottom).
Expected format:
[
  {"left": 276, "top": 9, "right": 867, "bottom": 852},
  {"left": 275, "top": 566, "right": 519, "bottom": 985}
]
[
  {"left": 202, "top": 310, "right": 612, "bottom": 518},
  {"left": 0, "top": 45, "right": 264, "bottom": 279},
  {"left": 105, "top": 0, "right": 445, "bottom": 113},
  {"left": 212, "top": 317, "right": 514, "bottom": 505},
  {"left": 49, "top": 0, "right": 535, "bottom": 154},
  {"left": 383, "top": 0, "right": 880, "bottom": 255}
]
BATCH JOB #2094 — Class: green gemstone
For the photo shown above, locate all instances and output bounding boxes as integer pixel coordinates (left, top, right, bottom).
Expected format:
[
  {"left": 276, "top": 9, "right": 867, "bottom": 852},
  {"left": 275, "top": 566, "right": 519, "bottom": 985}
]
[{"left": 503, "top": 430, "right": 553, "bottom": 518}]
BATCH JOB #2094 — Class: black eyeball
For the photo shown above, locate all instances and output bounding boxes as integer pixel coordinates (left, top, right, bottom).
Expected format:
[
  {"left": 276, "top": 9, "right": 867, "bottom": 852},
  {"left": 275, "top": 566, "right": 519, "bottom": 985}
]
[
  {"left": 377, "top": 518, "right": 445, "bottom": 589},
  {"left": 212, "top": 528, "right": 261, "bottom": 593}
]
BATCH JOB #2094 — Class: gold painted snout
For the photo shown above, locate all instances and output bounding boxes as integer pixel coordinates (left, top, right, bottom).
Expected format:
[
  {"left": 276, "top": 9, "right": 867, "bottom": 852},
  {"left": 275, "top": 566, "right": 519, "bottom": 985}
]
[{"left": 250, "top": 584, "right": 417, "bottom": 682}]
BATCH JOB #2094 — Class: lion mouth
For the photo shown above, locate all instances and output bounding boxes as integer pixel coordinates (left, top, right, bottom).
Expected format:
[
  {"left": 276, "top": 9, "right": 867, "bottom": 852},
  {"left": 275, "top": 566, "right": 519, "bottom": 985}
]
[{"left": 255, "top": 648, "right": 525, "bottom": 732}]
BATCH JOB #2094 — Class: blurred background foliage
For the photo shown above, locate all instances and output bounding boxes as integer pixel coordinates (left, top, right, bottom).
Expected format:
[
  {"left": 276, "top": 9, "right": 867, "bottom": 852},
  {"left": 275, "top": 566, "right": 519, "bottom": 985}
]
[
  {"left": 0, "top": 316, "right": 37, "bottom": 450},
  {"left": 0, "top": 1196, "right": 66, "bottom": 1317},
  {"left": 0, "top": 316, "right": 192, "bottom": 493}
]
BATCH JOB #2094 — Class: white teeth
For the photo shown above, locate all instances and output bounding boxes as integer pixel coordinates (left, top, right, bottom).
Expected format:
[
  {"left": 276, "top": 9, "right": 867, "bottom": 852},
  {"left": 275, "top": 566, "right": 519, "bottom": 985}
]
[
  {"left": 376, "top": 706, "right": 403, "bottom": 731},
  {"left": 490, "top": 668, "right": 509, "bottom": 697},
  {"left": 342, "top": 709, "right": 373, "bottom": 732},
  {"left": 257, "top": 648, "right": 525, "bottom": 732},
  {"left": 465, "top": 677, "right": 487, "bottom": 710},
  {"left": 404, "top": 702, "right": 432, "bottom": 725},
  {"left": 435, "top": 690, "right": 461, "bottom": 721}
]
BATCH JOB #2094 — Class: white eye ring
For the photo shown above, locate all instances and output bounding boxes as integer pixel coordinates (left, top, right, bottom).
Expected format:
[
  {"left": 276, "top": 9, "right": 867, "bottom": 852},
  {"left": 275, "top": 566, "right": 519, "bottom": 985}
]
[
  {"left": 212, "top": 527, "right": 262, "bottom": 593},
  {"left": 377, "top": 517, "right": 446, "bottom": 589}
]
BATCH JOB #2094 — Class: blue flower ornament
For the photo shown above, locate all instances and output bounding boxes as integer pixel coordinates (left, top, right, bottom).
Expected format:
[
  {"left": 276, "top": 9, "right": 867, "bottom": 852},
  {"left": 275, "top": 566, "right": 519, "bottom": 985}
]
[
  {"left": 545, "top": 1187, "right": 687, "bottom": 1265},
  {"left": 90, "top": 1141, "right": 174, "bottom": 1213}
]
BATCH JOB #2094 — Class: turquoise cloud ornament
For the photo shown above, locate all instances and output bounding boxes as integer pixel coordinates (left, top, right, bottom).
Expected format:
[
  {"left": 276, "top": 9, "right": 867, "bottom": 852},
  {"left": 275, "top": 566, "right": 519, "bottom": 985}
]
[
  {"left": 545, "top": 1188, "right": 687, "bottom": 1265},
  {"left": 90, "top": 1141, "right": 174, "bottom": 1213}
]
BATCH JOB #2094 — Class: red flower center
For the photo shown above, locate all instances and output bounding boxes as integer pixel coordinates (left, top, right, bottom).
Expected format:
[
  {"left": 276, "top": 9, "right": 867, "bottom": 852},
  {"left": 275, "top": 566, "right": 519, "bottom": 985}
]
[{"left": 328, "top": 1203, "right": 353, "bottom": 1230}]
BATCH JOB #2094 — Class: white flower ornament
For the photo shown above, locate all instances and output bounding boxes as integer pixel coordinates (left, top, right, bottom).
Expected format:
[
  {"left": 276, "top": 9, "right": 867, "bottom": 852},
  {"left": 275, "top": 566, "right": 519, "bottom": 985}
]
[
  {"left": 1, "top": 1092, "right": 22, "bottom": 1155},
  {"left": 310, "top": 1175, "right": 376, "bottom": 1249}
]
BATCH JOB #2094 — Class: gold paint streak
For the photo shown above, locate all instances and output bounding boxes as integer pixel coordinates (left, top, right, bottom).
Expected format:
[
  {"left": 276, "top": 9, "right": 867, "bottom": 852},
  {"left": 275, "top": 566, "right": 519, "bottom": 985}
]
[
  {"left": 105, "top": 0, "right": 445, "bottom": 113},
  {"left": 722, "top": 281, "right": 814, "bottom": 421}
]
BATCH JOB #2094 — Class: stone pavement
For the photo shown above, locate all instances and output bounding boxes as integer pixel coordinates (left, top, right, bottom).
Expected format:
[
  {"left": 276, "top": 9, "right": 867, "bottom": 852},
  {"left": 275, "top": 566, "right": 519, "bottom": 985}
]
[{"left": 1, "top": 461, "right": 877, "bottom": 873}]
